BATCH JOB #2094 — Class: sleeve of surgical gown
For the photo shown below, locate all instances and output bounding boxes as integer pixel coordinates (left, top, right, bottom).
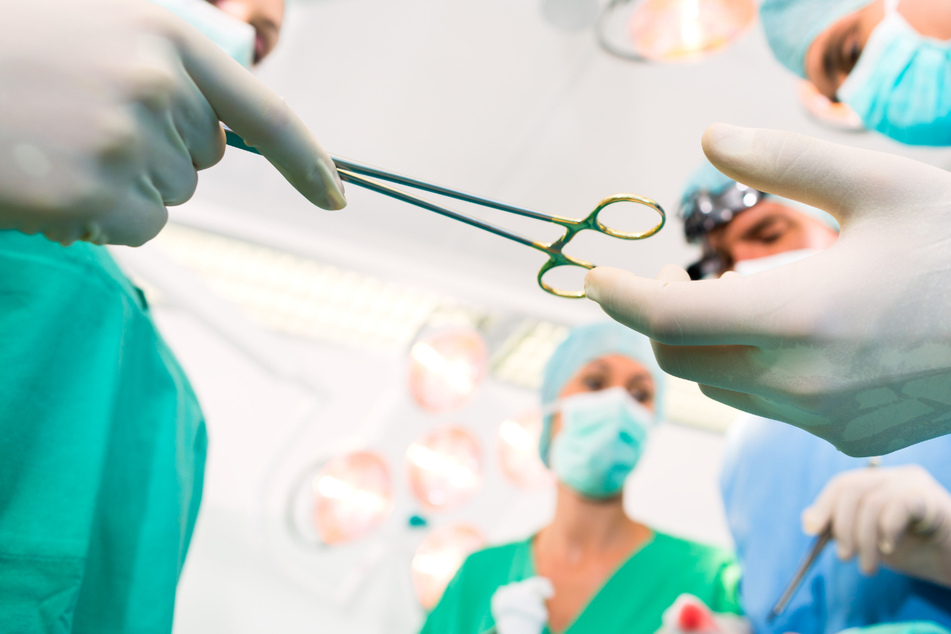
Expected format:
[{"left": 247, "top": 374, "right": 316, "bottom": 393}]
[{"left": 0, "top": 232, "right": 206, "bottom": 632}]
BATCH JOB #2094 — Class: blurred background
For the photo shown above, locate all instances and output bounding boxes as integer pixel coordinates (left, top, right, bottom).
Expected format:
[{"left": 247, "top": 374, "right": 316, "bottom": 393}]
[{"left": 110, "top": 0, "right": 951, "bottom": 631}]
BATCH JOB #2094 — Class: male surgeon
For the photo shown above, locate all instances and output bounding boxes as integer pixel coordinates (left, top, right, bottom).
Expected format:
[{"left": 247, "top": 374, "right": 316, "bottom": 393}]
[
  {"left": 0, "top": 0, "right": 336, "bottom": 631},
  {"left": 679, "top": 163, "right": 951, "bottom": 632}
]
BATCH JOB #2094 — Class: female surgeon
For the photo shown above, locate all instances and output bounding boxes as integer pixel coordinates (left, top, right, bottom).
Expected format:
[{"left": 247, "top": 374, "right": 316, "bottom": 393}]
[
  {"left": 759, "top": 0, "right": 951, "bottom": 146},
  {"left": 420, "top": 322, "right": 742, "bottom": 634}
]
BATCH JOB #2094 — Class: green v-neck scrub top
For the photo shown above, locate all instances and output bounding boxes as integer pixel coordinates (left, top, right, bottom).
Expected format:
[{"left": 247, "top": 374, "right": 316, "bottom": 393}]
[
  {"left": 0, "top": 232, "right": 207, "bottom": 633},
  {"left": 420, "top": 531, "right": 741, "bottom": 634}
]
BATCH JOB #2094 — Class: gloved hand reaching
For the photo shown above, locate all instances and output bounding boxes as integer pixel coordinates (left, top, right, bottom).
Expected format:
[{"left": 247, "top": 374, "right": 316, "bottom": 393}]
[
  {"left": 490, "top": 576, "right": 555, "bottom": 634},
  {"left": 585, "top": 123, "right": 951, "bottom": 457},
  {"left": 803, "top": 465, "right": 951, "bottom": 588},
  {"left": 0, "top": 0, "right": 346, "bottom": 247}
]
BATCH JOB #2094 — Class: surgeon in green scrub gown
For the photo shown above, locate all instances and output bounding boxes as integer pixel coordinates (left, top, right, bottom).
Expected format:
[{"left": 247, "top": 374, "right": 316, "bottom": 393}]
[
  {"left": 0, "top": 232, "right": 206, "bottom": 632},
  {"left": 0, "top": 1, "right": 287, "bottom": 631},
  {"left": 421, "top": 323, "right": 741, "bottom": 634}
]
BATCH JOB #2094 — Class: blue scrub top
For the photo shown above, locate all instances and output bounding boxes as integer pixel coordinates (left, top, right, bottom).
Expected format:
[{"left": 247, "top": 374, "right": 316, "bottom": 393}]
[{"left": 721, "top": 416, "right": 951, "bottom": 634}]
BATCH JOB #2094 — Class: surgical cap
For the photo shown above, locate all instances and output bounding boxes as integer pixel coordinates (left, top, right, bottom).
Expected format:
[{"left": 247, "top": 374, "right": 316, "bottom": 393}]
[
  {"left": 760, "top": 0, "right": 873, "bottom": 78},
  {"left": 538, "top": 322, "right": 666, "bottom": 464},
  {"left": 679, "top": 160, "right": 840, "bottom": 238}
]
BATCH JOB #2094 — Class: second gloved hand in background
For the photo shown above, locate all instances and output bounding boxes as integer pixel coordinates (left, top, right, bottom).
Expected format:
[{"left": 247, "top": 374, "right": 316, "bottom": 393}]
[
  {"left": 803, "top": 465, "right": 951, "bottom": 588},
  {"left": 490, "top": 576, "right": 555, "bottom": 634}
]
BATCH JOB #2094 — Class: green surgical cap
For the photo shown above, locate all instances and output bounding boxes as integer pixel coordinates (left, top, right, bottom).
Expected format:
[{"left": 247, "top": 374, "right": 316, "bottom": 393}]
[
  {"left": 679, "top": 160, "right": 840, "bottom": 235},
  {"left": 538, "top": 322, "right": 665, "bottom": 465},
  {"left": 760, "top": 0, "right": 873, "bottom": 78}
]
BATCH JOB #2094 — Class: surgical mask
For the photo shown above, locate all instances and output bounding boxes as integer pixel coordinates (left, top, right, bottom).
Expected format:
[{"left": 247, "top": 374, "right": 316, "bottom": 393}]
[
  {"left": 549, "top": 387, "right": 654, "bottom": 499},
  {"left": 838, "top": 0, "right": 951, "bottom": 146},
  {"left": 147, "top": 0, "right": 256, "bottom": 68},
  {"left": 731, "top": 248, "right": 820, "bottom": 277}
]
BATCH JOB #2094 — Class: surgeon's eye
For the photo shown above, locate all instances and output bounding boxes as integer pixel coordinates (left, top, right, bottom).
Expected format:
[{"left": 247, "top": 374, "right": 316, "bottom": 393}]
[
  {"left": 748, "top": 217, "right": 790, "bottom": 246},
  {"left": 629, "top": 388, "right": 652, "bottom": 404},
  {"left": 581, "top": 374, "right": 608, "bottom": 391}
]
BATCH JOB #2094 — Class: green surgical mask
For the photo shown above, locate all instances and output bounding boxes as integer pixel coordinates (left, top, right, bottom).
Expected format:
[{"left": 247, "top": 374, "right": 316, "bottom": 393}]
[
  {"left": 838, "top": 0, "right": 951, "bottom": 146},
  {"left": 549, "top": 388, "right": 655, "bottom": 499}
]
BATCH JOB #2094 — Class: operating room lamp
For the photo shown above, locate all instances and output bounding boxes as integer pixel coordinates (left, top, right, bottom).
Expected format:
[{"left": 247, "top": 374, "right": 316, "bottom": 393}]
[{"left": 595, "top": 0, "right": 756, "bottom": 62}]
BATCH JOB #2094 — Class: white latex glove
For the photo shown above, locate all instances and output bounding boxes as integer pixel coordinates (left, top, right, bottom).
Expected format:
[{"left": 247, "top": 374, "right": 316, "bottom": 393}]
[
  {"left": 490, "top": 576, "right": 555, "bottom": 634},
  {"left": 655, "top": 594, "right": 751, "bottom": 634},
  {"left": 0, "top": 0, "right": 345, "bottom": 246},
  {"left": 802, "top": 465, "right": 951, "bottom": 588},
  {"left": 585, "top": 123, "right": 951, "bottom": 457}
]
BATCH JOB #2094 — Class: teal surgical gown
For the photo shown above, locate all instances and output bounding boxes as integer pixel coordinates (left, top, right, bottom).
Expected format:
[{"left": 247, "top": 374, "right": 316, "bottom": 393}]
[
  {"left": 0, "top": 231, "right": 207, "bottom": 633},
  {"left": 420, "top": 531, "right": 741, "bottom": 634}
]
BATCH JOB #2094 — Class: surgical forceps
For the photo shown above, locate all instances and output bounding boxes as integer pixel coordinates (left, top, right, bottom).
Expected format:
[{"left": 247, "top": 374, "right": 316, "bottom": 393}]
[{"left": 224, "top": 130, "right": 665, "bottom": 298}]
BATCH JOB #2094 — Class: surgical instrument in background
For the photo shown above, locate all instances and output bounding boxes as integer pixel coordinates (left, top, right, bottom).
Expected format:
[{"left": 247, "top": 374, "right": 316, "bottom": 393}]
[
  {"left": 224, "top": 130, "right": 665, "bottom": 299},
  {"left": 769, "top": 457, "right": 881, "bottom": 621}
]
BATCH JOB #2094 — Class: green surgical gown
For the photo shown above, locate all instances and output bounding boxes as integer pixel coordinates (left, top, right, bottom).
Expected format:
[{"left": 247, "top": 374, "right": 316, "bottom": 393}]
[
  {"left": 421, "top": 531, "right": 741, "bottom": 634},
  {"left": 0, "top": 231, "right": 207, "bottom": 633}
]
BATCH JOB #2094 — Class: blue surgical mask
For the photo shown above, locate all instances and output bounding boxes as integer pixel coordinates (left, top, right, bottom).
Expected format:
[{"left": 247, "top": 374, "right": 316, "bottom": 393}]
[
  {"left": 549, "top": 388, "right": 655, "bottom": 499},
  {"left": 838, "top": 0, "right": 951, "bottom": 146},
  {"left": 147, "top": 0, "right": 256, "bottom": 68}
]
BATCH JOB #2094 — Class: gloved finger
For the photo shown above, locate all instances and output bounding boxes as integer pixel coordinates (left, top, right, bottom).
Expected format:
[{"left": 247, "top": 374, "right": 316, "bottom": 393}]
[
  {"left": 830, "top": 480, "right": 865, "bottom": 560},
  {"left": 93, "top": 175, "right": 168, "bottom": 246},
  {"left": 171, "top": 24, "right": 346, "bottom": 211},
  {"left": 802, "top": 476, "right": 848, "bottom": 537},
  {"left": 167, "top": 60, "right": 226, "bottom": 171},
  {"left": 121, "top": 39, "right": 199, "bottom": 206},
  {"left": 879, "top": 496, "right": 915, "bottom": 555},
  {"left": 653, "top": 343, "right": 763, "bottom": 393},
  {"left": 134, "top": 103, "right": 199, "bottom": 206},
  {"left": 701, "top": 123, "right": 951, "bottom": 226},
  {"left": 584, "top": 267, "right": 804, "bottom": 346},
  {"left": 530, "top": 576, "right": 555, "bottom": 599},
  {"left": 696, "top": 384, "right": 774, "bottom": 415},
  {"left": 132, "top": 33, "right": 225, "bottom": 173},
  {"left": 855, "top": 488, "right": 890, "bottom": 574}
]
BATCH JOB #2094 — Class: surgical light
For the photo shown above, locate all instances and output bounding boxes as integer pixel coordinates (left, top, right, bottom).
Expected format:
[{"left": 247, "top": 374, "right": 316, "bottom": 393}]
[
  {"left": 498, "top": 410, "right": 555, "bottom": 490},
  {"left": 407, "top": 426, "right": 483, "bottom": 511},
  {"left": 798, "top": 81, "right": 864, "bottom": 131},
  {"left": 408, "top": 328, "right": 488, "bottom": 413},
  {"left": 312, "top": 451, "right": 394, "bottom": 545},
  {"left": 596, "top": 0, "right": 756, "bottom": 62},
  {"left": 411, "top": 524, "right": 486, "bottom": 610}
]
